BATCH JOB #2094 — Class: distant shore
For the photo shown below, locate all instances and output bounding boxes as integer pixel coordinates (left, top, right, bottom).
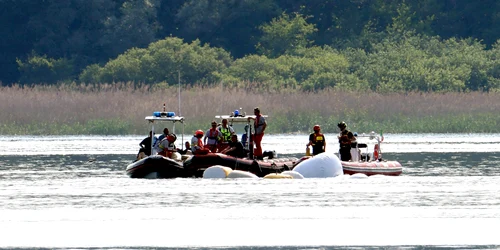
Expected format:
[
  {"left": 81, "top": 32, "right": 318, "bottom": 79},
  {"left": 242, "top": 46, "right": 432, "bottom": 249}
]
[{"left": 1, "top": 83, "right": 499, "bottom": 135}]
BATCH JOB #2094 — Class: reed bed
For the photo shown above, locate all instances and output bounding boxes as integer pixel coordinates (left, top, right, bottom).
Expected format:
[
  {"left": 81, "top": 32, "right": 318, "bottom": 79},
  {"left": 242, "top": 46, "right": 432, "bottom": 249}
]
[{"left": 1, "top": 83, "right": 499, "bottom": 135}]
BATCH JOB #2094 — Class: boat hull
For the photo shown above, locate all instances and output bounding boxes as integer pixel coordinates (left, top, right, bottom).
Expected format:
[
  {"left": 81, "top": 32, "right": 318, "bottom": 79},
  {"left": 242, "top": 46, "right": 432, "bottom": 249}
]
[
  {"left": 126, "top": 155, "right": 185, "bottom": 178},
  {"left": 183, "top": 153, "right": 298, "bottom": 178},
  {"left": 341, "top": 161, "right": 402, "bottom": 176}
]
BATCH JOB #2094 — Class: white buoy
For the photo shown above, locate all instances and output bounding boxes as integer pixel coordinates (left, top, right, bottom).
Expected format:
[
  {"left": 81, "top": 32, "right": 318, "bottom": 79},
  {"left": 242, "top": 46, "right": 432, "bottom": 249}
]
[
  {"left": 203, "top": 165, "right": 233, "bottom": 179},
  {"left": 263, "top": 173, "right": 293, "bottom": 179},
  {"left": 292, "top": 152, "right": 343, "bottom": 178},
  {"left": 227, "top": 170, "right": 259, "bottom": 179},
  {"left": 281, "top": 171, "right": 304, "bottom": 179}
]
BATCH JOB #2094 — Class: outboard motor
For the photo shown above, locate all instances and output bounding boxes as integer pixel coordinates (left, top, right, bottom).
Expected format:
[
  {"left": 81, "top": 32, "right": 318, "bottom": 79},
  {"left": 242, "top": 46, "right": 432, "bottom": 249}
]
[{"left": 263, "top": 150, "right": 277, "bottom": 159}]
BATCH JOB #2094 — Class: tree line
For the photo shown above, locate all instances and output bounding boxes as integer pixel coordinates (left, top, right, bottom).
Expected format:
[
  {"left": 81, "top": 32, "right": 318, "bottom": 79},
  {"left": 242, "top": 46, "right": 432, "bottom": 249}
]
[{"left": 2, "top": 0, "right": 500, "bottom": 92}]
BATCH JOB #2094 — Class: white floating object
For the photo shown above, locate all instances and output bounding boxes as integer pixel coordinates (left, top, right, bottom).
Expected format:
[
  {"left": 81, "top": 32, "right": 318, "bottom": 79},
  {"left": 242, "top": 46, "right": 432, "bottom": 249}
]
[
  {"left": 263, "top": 173, "right": 293, "bottom": 179},
  {"left": 227, "top": 170, "right": 259, "bottom": 179},
  {"left": 292, "top": 152, "right": 343, "bottom": 178},
  {"left": 281, "top": 171, "right": 304, "bottom": 179},
  {"left": 203, "top": 165, "right": 233, "bottom": 179}
]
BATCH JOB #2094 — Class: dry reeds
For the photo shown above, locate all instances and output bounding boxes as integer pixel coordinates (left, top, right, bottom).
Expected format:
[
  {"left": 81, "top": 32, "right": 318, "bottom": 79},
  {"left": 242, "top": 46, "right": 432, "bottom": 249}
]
[{"left": 1, "top": 82, "right": 499, "bottom": 134}]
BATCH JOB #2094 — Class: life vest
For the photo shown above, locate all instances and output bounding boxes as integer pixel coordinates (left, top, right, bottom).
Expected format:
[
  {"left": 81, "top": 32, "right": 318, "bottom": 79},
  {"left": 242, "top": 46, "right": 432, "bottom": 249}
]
[
  {"left": 207, "top": 128, "right": 220, "bottom": 140},
  {"left": 219, "top": 126, "right": 232, "bottom": 142},
  {"left": 339, "top": 130, "right": 352, "bottom": 146},
  {"left": 254, "top": 115, "right": 265, "bottom": 134},
  {"left": 311, "top": 133, "right": 325, "bottom": 146}
]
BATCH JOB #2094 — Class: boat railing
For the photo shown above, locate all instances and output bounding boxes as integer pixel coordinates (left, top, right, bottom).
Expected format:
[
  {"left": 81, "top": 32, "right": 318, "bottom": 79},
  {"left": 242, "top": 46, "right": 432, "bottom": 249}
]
[
  {"left": 215, "top": 112, "right": 268, "bottom": 157},
  {"left": 145, "top": 113, "right": 185, "bottom": 156},
  {"left": 351, "top": 131, "right": 383, "bottom": 162}
]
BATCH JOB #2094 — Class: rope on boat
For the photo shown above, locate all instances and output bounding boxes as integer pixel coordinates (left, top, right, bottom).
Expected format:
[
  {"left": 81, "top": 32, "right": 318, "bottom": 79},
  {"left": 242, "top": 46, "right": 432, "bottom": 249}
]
[{"left": 271, "top": 162, "right": 278, "bottom": 174}]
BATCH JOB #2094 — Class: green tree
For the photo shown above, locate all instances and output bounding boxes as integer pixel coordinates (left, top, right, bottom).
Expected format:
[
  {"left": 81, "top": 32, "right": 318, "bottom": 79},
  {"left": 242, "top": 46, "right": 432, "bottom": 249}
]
[
  {"left": 17, "top": 52, "right": 74, "bottom": 85},
  {"left": 219, "top": 46, "right": 355, "bottom": 91},
  {"left": 256, "top": 12, "right": 317, "bottom": 58},
  {"left": 79, "top": 37, "right": 232, "bottom": 85}
]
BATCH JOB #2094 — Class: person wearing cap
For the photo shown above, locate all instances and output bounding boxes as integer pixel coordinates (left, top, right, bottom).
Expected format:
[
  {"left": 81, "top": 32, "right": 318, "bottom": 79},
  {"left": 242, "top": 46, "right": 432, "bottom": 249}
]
[
  {"left": 337, "top": 121, "right": 354, "bottom": 161},
  {"left": 307, "top": 125, "right": 326, "bottom": 155},
  {"left": 204, "top": 121, "right": 222, "bottom": 153},
  {"left": 247, "top": 107, "right": 267, "bottom": 159}
]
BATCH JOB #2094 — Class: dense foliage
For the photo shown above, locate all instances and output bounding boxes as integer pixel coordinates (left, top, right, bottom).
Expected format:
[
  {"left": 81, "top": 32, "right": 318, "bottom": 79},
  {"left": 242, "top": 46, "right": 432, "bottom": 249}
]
[{"left": 3, "top": 0, "right": 500, "bottom": 92}]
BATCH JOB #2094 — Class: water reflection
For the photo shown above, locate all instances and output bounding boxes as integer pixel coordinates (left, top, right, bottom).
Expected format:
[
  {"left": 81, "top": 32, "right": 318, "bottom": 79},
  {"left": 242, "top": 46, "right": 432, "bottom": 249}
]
[
  {"left": 1, "top": 134, "right": 500, "bottom": 248},
  {"left": 2, "top": 133, "right": 500, "bottom": 155}
]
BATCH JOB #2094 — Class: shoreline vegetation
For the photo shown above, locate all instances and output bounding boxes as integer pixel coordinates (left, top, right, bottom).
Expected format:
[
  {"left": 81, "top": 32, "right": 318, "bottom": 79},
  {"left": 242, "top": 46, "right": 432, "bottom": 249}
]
[{"left": 1, "top": 83, "right": 499, "bottom": 135}]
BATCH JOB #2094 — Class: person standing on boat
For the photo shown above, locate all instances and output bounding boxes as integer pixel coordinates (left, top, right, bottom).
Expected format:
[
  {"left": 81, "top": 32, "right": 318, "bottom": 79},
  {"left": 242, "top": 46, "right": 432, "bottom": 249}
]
[
  {"left": 307, "top": 125, "right": 326, "bottom": 155},
  {"left": 204, "top": 121, "right": 222, "bottom": 153},
  {"left": 241, "top": 124, "right": 249, "bottom": 148},
  {"left": 217, "top": 118, "right": 235, "bottom": 152},
  {"left": 337, "top": 121, "right": 354, "bottom": 161},
  {"left": 138, "top": 131, "right": 157, "bottom": 157},
  {"left": 221, "top": 134, "right": 246, "bottom": 158},
  {"left": 248, "top": 107, "right": 267, "bottom": 160}
]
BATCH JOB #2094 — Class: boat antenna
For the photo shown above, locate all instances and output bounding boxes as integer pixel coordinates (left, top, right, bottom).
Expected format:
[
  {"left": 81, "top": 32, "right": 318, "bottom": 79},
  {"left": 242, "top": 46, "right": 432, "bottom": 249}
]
[
  {"left": 178, "top": 70, "right": 184, "bottom": 150},
  {"left": 178, "top": 70, "right": 181, "bottom": 116}
]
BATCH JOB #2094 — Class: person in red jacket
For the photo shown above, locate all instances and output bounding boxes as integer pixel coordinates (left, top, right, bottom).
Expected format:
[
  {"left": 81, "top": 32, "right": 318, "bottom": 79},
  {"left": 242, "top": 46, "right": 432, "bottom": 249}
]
[{"left": 247, "top": 107, "right": 266, "bottom": 160}]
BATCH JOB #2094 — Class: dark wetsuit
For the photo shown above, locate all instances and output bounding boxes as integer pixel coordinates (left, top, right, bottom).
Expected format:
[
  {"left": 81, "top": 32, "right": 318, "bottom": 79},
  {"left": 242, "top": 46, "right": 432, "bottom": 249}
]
[
  {"left": 139, "top": 136, "right": 154, "bottom": 156},
  {"left": 338, "top": 129, "right": 354, "bottom": 161},
  {"left": 308, "top": 132, "right": 325, "bottom": 155}
]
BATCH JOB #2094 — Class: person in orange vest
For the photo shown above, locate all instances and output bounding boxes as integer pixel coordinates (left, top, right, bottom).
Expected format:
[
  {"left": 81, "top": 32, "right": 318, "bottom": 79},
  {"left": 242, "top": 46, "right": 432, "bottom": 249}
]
[
  {"left": 306, "top": 125, "right": 326, "bottom": 155},
  {"left": 204, "top": 121, "right": 222, "bottom": 153},
  {"left": 157, "top": 133, "right": 177, "bottom": 158},
  {"left": 191, "top": 130, "right": 209, "bottom": 155},
  {"left": 247, "top": 107, "right": 267, "bottom": 160}
]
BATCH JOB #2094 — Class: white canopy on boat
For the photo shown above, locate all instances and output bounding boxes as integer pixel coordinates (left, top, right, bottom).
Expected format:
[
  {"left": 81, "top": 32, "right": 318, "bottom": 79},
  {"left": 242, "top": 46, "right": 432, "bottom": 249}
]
[
  {"left": 145, "top": 116, "right": 185, "bottom": 123},
  {"left": 144, "top": 115, "right": 185, "bottom": 154},
  {"left": 215, "top": 114, "right": 268, "bottom": 157},
  {"left": 215, "top": 115, "right": 267, "bottom": 124}
]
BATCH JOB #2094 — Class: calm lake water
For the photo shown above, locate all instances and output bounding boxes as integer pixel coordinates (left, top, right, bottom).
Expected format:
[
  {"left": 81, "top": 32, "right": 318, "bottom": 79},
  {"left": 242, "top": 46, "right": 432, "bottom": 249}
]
[{"left": 1, "top": 133, "right": 499, "bottom": 249}]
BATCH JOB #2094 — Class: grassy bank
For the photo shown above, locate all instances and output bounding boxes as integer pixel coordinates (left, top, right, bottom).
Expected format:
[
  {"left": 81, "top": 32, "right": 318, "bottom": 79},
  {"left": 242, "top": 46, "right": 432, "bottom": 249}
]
[{"left": 1, "top": 83, "right": 499, "bottom": 135}]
